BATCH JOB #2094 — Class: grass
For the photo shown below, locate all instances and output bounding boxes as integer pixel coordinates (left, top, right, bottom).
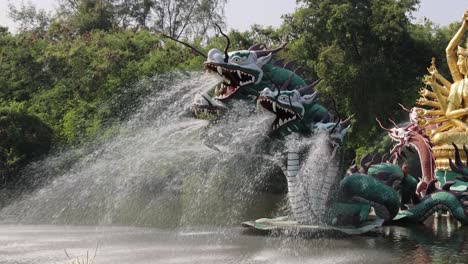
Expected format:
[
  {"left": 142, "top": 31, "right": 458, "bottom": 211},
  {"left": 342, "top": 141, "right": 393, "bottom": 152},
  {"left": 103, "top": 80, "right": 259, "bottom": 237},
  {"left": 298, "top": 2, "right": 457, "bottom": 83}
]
[{"left": 64, "top": 244, "right": 98, "bottom": 264}]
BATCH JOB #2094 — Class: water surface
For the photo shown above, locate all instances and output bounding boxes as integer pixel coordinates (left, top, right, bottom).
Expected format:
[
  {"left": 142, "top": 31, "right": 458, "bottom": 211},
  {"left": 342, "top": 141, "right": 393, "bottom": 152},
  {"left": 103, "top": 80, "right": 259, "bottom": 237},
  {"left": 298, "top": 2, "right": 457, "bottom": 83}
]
[{"left": 0, "top": 216, "right": 466, "bottom": 264}]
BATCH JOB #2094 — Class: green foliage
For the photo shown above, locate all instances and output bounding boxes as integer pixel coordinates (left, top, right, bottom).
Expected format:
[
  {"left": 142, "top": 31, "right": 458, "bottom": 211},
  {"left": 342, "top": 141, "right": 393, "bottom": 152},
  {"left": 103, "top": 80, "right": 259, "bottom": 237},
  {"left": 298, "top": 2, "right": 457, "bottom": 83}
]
[
  {"left": 0, "top": 0, "right": 463, "bottom": 185},
  {"left": 0, "top": 103, "right": 53, "bottom": 179},
  {"left": 279, "top": 0, "right": 454, "bottom": 163},
  {"left": 0, "top": 27, "right": 204, "bottom": 181},
  {"left": 70, "top": 0, "right": 114, "bottom": 33}
]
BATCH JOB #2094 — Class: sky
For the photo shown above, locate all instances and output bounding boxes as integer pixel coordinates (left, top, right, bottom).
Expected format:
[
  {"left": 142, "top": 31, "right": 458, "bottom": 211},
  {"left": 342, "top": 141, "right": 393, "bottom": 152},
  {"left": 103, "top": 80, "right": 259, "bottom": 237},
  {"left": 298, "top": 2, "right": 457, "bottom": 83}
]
[{"left": 0, "top": 0, "right": 467, "bottom": 32}]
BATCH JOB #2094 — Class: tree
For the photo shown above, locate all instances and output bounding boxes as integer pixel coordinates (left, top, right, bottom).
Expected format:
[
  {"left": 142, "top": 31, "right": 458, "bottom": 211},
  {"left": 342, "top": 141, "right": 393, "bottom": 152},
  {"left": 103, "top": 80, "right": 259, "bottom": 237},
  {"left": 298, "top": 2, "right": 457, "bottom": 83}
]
[
  {"left": 152, "top": 0, "right": 227, "bottom": 40},
  {"left": 277, "top": 0, "right": 462, "bottom": 163},
  {"left": 113, "top": 0, "right": 155, "bottom": 29},
  {"left": 0, "top": 105, "right": 53, "bottom": 184},
  {"left": 56, "top": 0, "right": 226, "bottom": 39},
  {"left": 8, "top": 2, "right": 52, "bottom": 33},
  {"left": 57, "top": 0, "right": 114, "bottom": 33}
]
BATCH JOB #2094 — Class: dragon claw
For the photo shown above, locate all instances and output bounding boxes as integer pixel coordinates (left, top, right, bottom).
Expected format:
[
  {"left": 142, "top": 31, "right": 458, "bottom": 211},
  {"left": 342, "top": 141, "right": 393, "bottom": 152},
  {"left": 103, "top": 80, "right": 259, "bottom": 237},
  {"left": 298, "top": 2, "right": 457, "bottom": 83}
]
[{"left": 425, "top": 180, "right": 438, "bottom": 195}]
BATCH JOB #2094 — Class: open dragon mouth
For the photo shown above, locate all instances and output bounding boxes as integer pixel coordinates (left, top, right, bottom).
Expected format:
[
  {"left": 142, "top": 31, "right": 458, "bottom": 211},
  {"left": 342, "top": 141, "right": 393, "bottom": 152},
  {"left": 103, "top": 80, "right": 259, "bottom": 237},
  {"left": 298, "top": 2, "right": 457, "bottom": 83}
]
[
  {"left": 191, "top": 93, "right": 226, "bottom": 120},
  {"left": 191, "top": 104, "right": 223, "bottom": 119},
  {"left": 258, "top": 96, "right": 299, "bottom": 130},
  {"left": 204, "top": 62, "right": 256, "bottom": 100}
]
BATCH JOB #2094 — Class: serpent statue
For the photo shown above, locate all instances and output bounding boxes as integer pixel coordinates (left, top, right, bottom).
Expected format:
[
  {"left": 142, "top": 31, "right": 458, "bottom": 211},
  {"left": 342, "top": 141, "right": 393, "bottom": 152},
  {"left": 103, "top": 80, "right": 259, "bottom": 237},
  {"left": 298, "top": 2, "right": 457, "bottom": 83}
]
[
  {"left": 256, "top": 88, "right": 468, "bottom": 229},
  {"left": 376, "top": 105, "right": 436, "bottom": 195}
]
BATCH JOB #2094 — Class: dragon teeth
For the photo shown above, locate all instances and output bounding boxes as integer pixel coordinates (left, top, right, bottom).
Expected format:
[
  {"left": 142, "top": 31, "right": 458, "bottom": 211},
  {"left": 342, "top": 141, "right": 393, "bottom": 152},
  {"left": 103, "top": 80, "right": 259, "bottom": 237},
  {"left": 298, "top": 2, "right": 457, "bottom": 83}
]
[
  {"left": 272, "top": 102, "right": 277, "bottom": 112},
  {"left": 237, "top": 70, "right": 242, "bottom": 79},
  {"left": 217, "top": 66, "right": 223, "bottom": 75}
]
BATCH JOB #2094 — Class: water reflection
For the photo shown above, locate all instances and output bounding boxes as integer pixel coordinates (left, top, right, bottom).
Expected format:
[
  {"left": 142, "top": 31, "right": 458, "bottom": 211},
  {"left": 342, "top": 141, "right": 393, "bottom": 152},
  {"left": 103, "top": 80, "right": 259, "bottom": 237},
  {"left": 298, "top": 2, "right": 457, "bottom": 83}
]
[
  {"left": 1, "top": 219, "right": 468, "bottom": 264},
  {"left": 374, "top": 216, "right": 468, "bottom": 263}
]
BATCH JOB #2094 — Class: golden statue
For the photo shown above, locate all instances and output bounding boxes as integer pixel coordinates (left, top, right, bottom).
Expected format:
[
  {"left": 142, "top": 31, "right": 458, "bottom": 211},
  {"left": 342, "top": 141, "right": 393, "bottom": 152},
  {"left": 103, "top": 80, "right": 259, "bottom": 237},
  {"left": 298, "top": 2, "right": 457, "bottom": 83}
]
[{"left": 417, "top": 11, "right": 468, "bottom": 174}]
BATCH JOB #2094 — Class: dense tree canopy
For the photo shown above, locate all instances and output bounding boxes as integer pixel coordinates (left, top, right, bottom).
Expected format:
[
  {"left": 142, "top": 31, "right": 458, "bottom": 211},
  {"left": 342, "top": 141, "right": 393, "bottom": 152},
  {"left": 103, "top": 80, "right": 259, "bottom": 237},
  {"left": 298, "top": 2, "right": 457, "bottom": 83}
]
[{"left": 279, "top": 0, "right": 457, "bottom": 159}]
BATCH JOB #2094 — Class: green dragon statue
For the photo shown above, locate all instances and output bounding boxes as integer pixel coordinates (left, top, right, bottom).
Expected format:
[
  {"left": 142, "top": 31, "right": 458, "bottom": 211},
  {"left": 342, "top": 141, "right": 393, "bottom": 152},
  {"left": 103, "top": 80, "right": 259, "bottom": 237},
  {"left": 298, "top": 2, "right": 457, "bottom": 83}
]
[
  {"left": 191, "top": 42, "right": 321, "bottom": 118},
  {"left": 253, "top": 87, "right": 468, "bottom": 229},
  {"left": 166, "top": 30, "right": 468, "bottom": 231}
]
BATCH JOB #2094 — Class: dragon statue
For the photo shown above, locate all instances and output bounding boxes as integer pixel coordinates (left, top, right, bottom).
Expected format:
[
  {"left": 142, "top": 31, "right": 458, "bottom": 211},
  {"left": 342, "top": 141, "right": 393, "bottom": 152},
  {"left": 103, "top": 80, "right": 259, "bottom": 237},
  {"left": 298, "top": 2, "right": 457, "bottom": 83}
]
[
  {"left": 370, "top": 12, "right": 468, "bottom": 226},
  {"left": 190, "top": 35, "right": 321, "bottom": 118},
  {"left": 254, "top": 88, "right": 468, "bottom": 229},
  {"left": 164, "top": 21, "right": 468, "bottom": 233},
  {"left": 376, "top": 105, "right": 436, "bottom": 195}
]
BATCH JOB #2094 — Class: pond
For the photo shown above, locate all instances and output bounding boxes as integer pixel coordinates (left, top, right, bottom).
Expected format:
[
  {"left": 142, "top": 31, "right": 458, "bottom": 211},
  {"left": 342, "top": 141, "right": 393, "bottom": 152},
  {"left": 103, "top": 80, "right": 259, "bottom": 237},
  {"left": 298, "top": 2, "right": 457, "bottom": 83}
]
[{"left": 0, "top": 216, "right": 465, "bottom": 264}]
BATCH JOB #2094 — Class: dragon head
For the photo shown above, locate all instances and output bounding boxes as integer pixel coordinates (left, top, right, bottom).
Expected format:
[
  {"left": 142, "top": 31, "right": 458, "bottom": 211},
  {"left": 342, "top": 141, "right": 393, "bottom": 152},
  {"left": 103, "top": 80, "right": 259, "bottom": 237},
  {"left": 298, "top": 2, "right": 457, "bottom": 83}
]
[
  {"left": 191, "top": 93, "right": 227, "bottom": 120},
  {"left": 204, "top": 44, "right": 286, "bottom": 101},
  {"left": 376, "top": 105, "right": 436, "bottom": 196},
  {"left": 257, "top": 81, "right": 332, "bottom": 134},
  {"left": 376, "top": 106, "right": 432, "bottom": 161}
]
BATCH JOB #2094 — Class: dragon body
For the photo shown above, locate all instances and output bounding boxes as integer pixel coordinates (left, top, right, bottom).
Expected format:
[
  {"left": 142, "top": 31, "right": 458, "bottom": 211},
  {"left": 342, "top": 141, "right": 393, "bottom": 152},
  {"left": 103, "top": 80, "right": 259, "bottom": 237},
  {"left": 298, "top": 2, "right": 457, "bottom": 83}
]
[
  {"left": 377, "top": 106, "right": 436, "bottom": 195},
  {"left": 261, "top": 88, "right": 468, "bottom": 227}
]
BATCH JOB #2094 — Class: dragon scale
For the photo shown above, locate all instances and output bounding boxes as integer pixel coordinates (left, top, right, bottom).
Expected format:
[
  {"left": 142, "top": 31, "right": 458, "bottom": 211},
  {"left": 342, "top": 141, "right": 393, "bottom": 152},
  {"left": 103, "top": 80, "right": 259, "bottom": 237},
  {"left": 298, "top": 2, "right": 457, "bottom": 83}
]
[{"left": 286, "top": 133, "right": 342, "bottom": 224}]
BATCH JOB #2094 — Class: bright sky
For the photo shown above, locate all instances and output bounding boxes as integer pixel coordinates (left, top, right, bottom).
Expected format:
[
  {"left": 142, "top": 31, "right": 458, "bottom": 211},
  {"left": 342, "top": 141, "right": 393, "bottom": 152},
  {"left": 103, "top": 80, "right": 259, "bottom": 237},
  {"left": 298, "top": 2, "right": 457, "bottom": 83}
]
[{"left": 0, "top": 0, "right": 467, "bottom": 32}]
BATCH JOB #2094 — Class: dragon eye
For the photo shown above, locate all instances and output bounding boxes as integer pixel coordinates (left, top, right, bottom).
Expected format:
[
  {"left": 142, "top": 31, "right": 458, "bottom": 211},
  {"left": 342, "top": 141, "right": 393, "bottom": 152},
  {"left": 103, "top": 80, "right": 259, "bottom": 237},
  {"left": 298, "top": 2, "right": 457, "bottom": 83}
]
[{"left": 232, "top": 58, "right": 241, "bottom": 63}]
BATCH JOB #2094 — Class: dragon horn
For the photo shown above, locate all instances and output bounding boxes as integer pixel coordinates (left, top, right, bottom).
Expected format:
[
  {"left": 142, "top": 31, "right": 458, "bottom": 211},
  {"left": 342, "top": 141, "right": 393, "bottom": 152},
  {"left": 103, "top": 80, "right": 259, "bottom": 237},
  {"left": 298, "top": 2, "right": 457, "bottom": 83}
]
[
  {"left": 284, "top": 60, "right": 296, "bottom": 70},
  {"left": 273, "top": 58, "right": 285, "bottom": 67},
  {"left": 449, "top": 158, "right": 464, "bottom": 174},
  {"left": 298, "top": 78, "right": 322, "bottom": 95},
  {"left": 375, "top": 118, "right": 392, "bottom": 132},
  {"left": 388, "top": 118, "right": 399, "bottom": 128},
  {"left": 464, "top": 144, "right": 468, "bottom": 165},
  {"left": 381, "top": 153, "right": 389, "bottom": 163},
  {"left": 425, "top": 180, "right": 438, "bottom": 195},
  {"left": 281, "top": 74, "right": 295, "bottom": 90},
  {"left": 340, "top": 115, "right": 354, "bottom": 127},
  {"left": 215, "top": 24, "right": 230, "bottom": 63},
  {"left": 254, "top": 43, "right": 287, "bottom": 57},
  {"left": 360, "top": 153, "right": 373, "bottom": 174},
  {"left": 248, "top": 43, "right": 263, "bottom": 51},
  {"left": 294, "top": 66, "right": 307, "bottom": 76},
  {"left": 158, "top": 32, "right": 206, "bottom": 58},
  {"left": 452, "top": 143, "right": 464, "bottom": 168},
  {"left": 329, "top": 96, "right": 341, "bottom": 134},
  {"left": 398, "top": 103, "right": 412, "bottom": 113},
  {"left": 371, "top": 152, "right": 382, "bottom": 165}
]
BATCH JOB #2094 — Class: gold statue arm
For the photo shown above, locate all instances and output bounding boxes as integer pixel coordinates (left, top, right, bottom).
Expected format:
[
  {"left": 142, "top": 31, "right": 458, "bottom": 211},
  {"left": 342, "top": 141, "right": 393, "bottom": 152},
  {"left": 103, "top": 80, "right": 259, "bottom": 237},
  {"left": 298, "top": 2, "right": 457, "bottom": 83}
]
[
  {"left": 417, "top": 98, "right": 441, "bottom": 108},
  {"left": 416, "top": 108, "right": 444, "bottom": 117},
  {"left": 419, "top": 88, "right": 437, "bottom": 100},
  {"left": 432, "top": 71, "right": 452, "bottom": 92},
  {"left": 446, "top": 12, "right": 468, "bottom": 82},
  {"left": 424, "top": 116, "right": 449, "bottom": 125},
  {"left": 430, "top": 122, "right": 454, "bottom": 135},
  {"left": 446, "top": 107, "right": 468, "bottom": 119},
  {"left": 423, "top": 74, "right": 449, "bottom": 99},
  {"left": 427, "top": 59, "right": 452, "bottom": 92},
  {"left": 450, "top": 119, "right": 467, "bottom": 129},
  {"left": 422, "top": 113, "right": 468, "bottom": 127},
  {"left": 423, "top": 77, "right": 448, "bottom": 110}
]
